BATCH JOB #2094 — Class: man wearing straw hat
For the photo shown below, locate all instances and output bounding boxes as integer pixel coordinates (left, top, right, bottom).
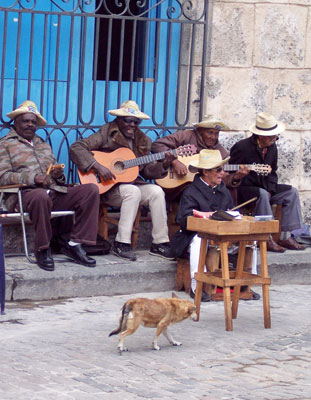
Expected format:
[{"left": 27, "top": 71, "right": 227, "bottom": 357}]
[
  {"left": 0, "top": 100, "right": 100, "bottom": 271},
  {"left": 151, "top": 115, "right": 249, "bottom": 193},
  {"left": 70, "top": 100, "right": 175, "bottom": 262},
  {"left": 172, "top": 149, "right": 234, "bottom": 302},
  {"left": 230, "top": 112, "right": 306, "bottom": 252}
]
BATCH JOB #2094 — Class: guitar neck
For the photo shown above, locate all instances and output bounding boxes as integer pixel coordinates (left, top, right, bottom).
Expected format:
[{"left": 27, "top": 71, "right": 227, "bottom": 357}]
[
  {"left": 122, "top": 149, "right": 177, "bottom": 169},
  {"left": 224, "top": 164, "right": 251, "bottom": 172}
]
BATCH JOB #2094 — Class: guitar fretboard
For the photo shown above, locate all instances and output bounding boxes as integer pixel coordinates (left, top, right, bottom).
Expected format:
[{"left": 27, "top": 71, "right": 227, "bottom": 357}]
[
  {"left": 123, "top": 149, "right": 178, "bottom": 169},
  {"left": 224, "top": 164, "right": 247, "bottom": 172}
]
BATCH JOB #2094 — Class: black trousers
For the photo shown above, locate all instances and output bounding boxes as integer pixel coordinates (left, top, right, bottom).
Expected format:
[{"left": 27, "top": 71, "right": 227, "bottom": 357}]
[{"left": 22, "top": 184, "right": 99, "bottom": 251}]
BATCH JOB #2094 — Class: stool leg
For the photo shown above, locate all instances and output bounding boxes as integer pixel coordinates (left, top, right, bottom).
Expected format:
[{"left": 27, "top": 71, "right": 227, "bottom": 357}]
[
  {"left": 232, "top": 241, "right": 246, "bottom": 319},
  {"left": 259, "top": 240, "right": 271, "bottom": 328},
  {"left": 220, "top": 241, "right": 233, "bottom": 331},
  {"left": 194, "top": 238, "right": 208, "bottom": 322}
]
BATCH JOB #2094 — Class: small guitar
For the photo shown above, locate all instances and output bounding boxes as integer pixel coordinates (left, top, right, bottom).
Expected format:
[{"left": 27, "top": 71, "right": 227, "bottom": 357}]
[
  {"left": 155, "top": 155, "right": 272, "bottom": 189},
  {"left": 78, "top": 145, "right": 197, "bottom": 194}
]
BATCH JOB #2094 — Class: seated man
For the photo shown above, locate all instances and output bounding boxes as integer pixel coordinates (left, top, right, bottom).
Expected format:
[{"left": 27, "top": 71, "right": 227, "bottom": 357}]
[
  {"left": 69, "top": 100, "right": 175, "bottom": 262},
  {"left": 229, "top": 112, "right": 306, "bottom": 252},
  {"left": 151, "top": 115, "right": 249, "bottom": 198},
  {"left": 0, "top": 101, "right": 99, "bottom": 271},
  {"left": 172, "top": 149, "right": 234, "bottom": 302}
]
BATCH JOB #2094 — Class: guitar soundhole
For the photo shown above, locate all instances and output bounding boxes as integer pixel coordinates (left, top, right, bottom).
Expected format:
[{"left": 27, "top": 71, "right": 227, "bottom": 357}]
[{"left": 114, "top": 161, "right": 125, "bottom": 172}]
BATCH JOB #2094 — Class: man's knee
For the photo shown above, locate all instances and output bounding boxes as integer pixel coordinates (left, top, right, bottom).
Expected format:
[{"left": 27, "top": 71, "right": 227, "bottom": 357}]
[
  {"left": 148, "top": 184, "right": 165, "bottom": 201},
  {"left": 84, "top": 183, "right": 99, "bottom": 198},
  {"left": 27, "top": 189, "right": 51, "bottom": 206},
  {"left": 122, "top": 184, "right": 142, "bottom": 203}
]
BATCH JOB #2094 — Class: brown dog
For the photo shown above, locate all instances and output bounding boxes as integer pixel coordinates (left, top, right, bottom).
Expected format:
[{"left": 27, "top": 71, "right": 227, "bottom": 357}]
[{"left": 109, "top": 293, "right": 197, "bottom": 352}]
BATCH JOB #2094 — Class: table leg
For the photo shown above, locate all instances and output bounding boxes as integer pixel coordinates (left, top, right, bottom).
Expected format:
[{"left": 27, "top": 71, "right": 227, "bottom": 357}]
[
  {"left": 220, "top": 241, "right": 233, "bottom": 331},
  {"left": 259, "top": 240, "right": 271, "bottom": 328},
  {"left": 194, "top": 238, "right": 208, "bottom": 322},
  {"left": 232, "top": 241, "right": 246, "bottom": 319}
]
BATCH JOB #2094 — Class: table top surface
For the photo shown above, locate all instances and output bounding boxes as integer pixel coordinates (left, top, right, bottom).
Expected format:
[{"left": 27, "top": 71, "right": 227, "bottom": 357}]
[{"left": 187, "top": 216, "right": 279, "bottom": 236}]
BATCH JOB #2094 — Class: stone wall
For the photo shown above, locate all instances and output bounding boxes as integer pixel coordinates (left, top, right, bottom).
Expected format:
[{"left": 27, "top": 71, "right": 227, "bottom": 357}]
[{"left": 188, "top": 0, "right": 311, "bottom": 224}]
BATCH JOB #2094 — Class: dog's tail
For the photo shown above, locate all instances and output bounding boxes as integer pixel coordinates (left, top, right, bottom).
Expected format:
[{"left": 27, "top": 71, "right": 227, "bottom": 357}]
[{"left": 109, "top": 302, "right": 131, "bottom": 337}]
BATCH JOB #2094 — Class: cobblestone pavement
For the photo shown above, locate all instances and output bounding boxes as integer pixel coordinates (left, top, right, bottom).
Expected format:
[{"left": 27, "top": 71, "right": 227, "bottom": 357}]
[{"left": 0, "top": 285, "right": 310, "bottom": 400}]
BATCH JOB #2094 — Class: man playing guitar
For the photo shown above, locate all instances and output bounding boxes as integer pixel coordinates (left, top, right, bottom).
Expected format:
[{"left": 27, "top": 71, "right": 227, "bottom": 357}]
[
  {"left": 151, "top": 115, "right": 250, "bottom": 200},
  {"left": 69, "top": 100, "right": 176, "bottom": 261}
]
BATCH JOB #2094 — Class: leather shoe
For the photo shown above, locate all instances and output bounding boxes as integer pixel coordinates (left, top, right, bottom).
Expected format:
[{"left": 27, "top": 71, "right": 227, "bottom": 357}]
[
  {"left": 267, "top": 238, "right": 286, "bottom": 253},
  {"left": 61, "top": 243, "right": 96, "bottom": 267},
  {"left": 278, "top": 237, "right": 307, "bottom": 251},
  {"left": 35, "top": 248, "right": 54, "bottom": 271},
  {"left": 190, "top": 289, "right": 211, "bottom": 302}
]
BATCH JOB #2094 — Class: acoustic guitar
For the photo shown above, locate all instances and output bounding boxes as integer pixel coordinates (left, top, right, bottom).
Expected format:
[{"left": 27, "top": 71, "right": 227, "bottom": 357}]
[
  {"left": 155, "top": 154, "right": 272, "bottom": 189},
  {"left": 78, "top": 145, "right": 197, "bottom": 194}
]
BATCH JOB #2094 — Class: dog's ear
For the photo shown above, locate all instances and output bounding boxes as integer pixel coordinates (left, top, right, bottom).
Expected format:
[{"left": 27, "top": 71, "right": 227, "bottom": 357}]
[{"left": 171, "top": 292, "right": 179, "bottom": 299}]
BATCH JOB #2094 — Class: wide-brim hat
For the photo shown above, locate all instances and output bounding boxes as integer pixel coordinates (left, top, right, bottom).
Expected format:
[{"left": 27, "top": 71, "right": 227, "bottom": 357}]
[
  {"left": 249, "top": 112, "right": 285, "bottom": 136},
  {"left": 109, "top": 100, "right": 150, "bottom": 120},
  {"left": 6, "top": 100, "right": 47, "bottom": 126},
  {"left": 189, "top": 149, "right": 230, "bottom": 170},
  {"left": 193, "top": 115, "right": 229, "bottom": 130}
]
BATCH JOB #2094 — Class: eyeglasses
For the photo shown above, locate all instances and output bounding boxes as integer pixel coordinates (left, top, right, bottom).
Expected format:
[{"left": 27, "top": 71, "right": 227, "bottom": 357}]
[
  {"left": 210, "top": 167, "right": 223, "bottom": 173},
  {"left": 122, "top": 117, "right": 141, "bottom": 125}
]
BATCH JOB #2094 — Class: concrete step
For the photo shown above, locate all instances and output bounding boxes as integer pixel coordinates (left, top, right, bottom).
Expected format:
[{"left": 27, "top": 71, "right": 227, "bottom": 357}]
[{"left": 3, "top": 247, "right": 311, "bottom": 302}]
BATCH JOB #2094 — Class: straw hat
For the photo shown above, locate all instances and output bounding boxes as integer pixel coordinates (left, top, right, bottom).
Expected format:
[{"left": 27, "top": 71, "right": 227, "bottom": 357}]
[
  {"left": 193, "top": 115, "right": 229, "bottom": 130},
  {"left": 109, "top": 100, "right": 150, "bottom": 120},
  {"left": 189, "top": 149, "right": 230, "bottom": 170},
  {"left": 6, "top": 100, "right": 47, "bottom": 126},
  {"left": 249, "top": 112, "right": 285, "bottom": 136}
]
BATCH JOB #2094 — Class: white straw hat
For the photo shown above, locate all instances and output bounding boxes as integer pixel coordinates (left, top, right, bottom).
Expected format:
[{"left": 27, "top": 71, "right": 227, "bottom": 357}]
[
  {"left": 7, "top": 100, "right": 47, "bottom": 126},
  {"left": 193, "top": 115, "right": 229, "bottom": 130},
  {"left": 189, "top": 149, "right": 230, "bottom": 170},
  {"left": 109, "top": 100, "right": 150, "bottom": 120},
  {"left": 249, "top": 112, "right": 285, "bottom": 136}
]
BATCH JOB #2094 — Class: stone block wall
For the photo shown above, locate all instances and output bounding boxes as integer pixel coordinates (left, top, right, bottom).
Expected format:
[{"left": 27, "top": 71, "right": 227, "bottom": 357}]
[{"left": 187, "top": 0, "right": 311, "bottom": 224}]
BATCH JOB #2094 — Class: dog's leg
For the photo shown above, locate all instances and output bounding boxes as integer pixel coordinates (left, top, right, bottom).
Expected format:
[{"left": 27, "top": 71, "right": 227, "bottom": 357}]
[
  {"left": 118, "top": 316, "right": 140, "bottom": 353},
  {"left": 152, "top": 323, "right": 171, "bottom": 350},
  {"left": 162, "top": 328, "right": 182, "bottom": 347}
]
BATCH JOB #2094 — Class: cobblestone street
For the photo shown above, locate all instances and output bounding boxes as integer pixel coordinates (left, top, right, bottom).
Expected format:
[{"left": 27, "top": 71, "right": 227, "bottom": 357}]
[{"left": 0, "top": 285, "right": 310, "bottom": 400}]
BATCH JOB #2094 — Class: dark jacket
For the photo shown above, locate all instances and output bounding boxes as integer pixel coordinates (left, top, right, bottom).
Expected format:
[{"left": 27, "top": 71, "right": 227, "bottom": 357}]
[
  {"left": 171, "top": 174, "right": 234, "bottom": 257},
  {"left": 69, "top": 121, "right": 168, "bottom": 184},
  {"left": 0, "top": 128, "right": 64, "bottom": 211},
  {"left": 229, "top": 135, "right": 281, "bottom": 203}
]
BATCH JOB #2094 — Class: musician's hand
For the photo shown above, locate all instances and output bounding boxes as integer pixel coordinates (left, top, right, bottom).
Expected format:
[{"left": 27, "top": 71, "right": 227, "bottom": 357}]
[
  {"left": 162, "top": 151, "right": 177, "bottom": 168},
  {"left": 34, "top": 174, "right": 54, "bottom": 188},
  {"left": 171, "top": 159, "right": 188, "bottom": 176},
  {"left": 50, "top": 167, "right": 64, "bottom": 180},
  {"left": 193, "top": 209, "right": 214, "bottom": 219},
  {"left": 232, "top": 165, "right": 250, "bottom": 182},
  {"left": 93, "top": 161, "right": 116, "bottom": 181}
]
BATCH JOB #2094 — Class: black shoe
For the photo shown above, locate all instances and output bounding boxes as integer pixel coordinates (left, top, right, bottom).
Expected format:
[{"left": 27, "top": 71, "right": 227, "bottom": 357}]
[
  {"left": 190, "top": 289, "right": 211, "bottom": 302},
  {"left": 149, "top": 242, "right": 176, "bottom": 260},
  {"left": 112, "top": 241, "right": 137, "bottom": 261},
  {"left": 61, "top": 243, "right": 96, "bottom": 267},
  {"left": 35, "top": 248, "right": 55, "bottom": 271},
  {"left": 242, "top": 289, "right": 261, "bottom": 301}
]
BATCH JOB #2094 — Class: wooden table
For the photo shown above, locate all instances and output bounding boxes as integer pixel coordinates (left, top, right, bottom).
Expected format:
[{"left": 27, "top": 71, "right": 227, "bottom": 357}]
[{"left": 187, "top": 216, "right": 279, "bottom": 331}]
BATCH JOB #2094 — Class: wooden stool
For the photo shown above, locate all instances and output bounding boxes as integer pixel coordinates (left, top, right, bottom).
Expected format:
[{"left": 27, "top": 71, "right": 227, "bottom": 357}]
[
  {"left": 167, "top": 201, "right": 180, "bottom": 241},
  {"left": 98, "top": 204, "right": 141, "bottom": 249},
  {"left": 271, "top": 204, "right": 282, "bottom": 243},
  {"left": 174, "top": 246, "right": 253, "bottom": 300},
  {"left": 187, "top": 216, "right": 279, "bottom": 331}
]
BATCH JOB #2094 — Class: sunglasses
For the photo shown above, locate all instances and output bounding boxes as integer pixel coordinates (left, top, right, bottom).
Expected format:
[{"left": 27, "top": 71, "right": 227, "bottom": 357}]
[
  {"left": 210, "top": 167, "right": 224, "bottom": 173},
  {"left": 122, "top": 117, "right": 141, "bottom": 125}
]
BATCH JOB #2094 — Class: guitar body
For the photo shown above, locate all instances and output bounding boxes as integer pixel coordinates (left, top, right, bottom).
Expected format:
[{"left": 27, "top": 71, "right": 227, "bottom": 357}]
[
  {"left": 155, "top": 154, "right": 197, "bottom": 189},
  {"left": 78, "top": 148, "right": 139, "bottom": 194}
]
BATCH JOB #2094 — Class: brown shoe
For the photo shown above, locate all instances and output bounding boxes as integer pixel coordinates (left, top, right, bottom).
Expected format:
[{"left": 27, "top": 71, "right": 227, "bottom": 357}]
[
  {"left": 278, "top": 237, "right": 307, "bottom": 251},
  {"left": 267, "top": 238, "right": 286, "bottom": 253}
]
